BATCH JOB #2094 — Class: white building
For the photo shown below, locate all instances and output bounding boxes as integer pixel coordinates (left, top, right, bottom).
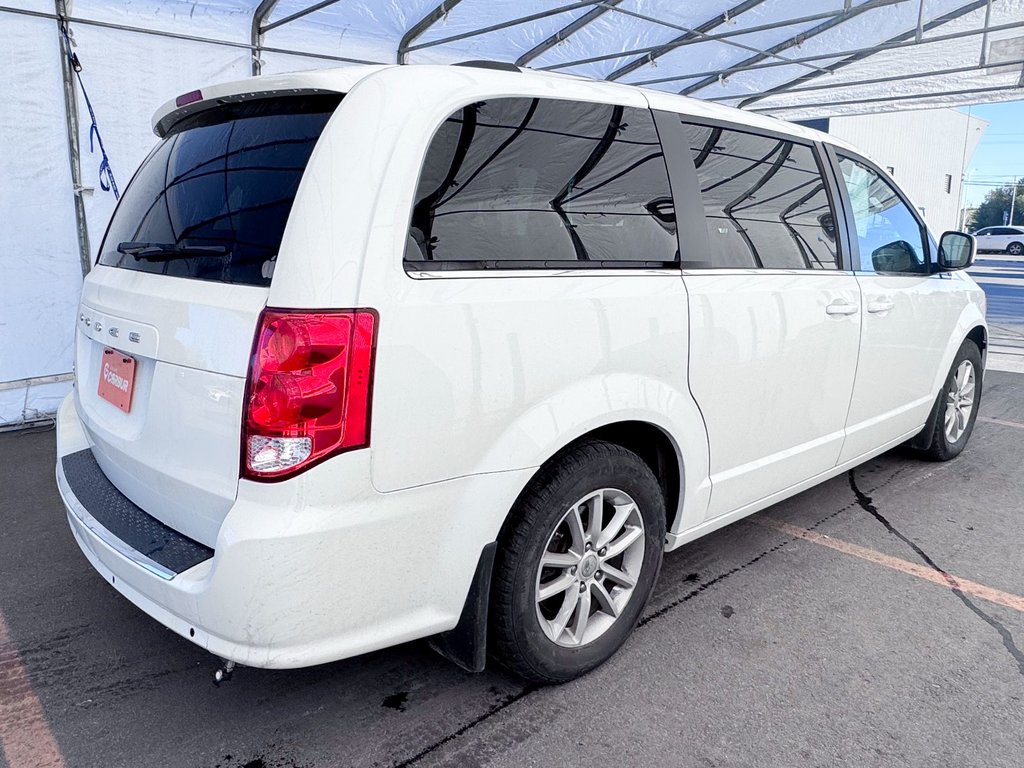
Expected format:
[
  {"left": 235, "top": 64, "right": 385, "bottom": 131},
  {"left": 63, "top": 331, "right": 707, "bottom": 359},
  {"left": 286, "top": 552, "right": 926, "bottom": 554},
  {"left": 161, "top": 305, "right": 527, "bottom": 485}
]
[{"left": 806, "top": 108, "right": 987, "bottom": 234}]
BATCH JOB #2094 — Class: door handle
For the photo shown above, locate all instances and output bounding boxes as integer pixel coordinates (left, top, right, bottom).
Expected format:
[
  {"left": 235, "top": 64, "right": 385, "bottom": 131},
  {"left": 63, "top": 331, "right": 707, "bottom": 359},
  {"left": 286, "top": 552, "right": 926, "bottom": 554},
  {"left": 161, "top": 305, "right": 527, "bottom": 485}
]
[
  {"left": 825, "top": 300, "right": 858, "bottom": 316},
  {"left": 866, "top": 299, "right": 895, "bottom": 314}
]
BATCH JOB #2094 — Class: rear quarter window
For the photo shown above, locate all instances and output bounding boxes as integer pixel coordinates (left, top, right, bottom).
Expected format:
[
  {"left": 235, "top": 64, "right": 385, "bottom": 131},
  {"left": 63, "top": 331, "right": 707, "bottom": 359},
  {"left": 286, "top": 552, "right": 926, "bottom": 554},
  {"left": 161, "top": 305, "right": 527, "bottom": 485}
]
[
  {"left": 98, "top": 94, "right": 341, "bottom": 287},
  {"left": 680, "top": 122, "right": 839, "bottom": 270},
  {"left": 406, "top": 97, "right": 678, "bottom": 270}
]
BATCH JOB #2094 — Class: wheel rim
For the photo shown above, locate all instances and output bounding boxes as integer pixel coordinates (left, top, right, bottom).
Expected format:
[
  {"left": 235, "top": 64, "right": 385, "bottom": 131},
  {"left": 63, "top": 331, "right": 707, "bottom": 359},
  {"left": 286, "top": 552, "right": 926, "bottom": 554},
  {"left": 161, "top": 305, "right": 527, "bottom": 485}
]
[
  {"left": 534, "top": 488, "right": 646, "bottom": 648},
  {"left": 1010, "top": 243, "right": 1023, "bottom": 255},
  {"left": 944, "top": 359, "right": 976, "bottom": 443}
]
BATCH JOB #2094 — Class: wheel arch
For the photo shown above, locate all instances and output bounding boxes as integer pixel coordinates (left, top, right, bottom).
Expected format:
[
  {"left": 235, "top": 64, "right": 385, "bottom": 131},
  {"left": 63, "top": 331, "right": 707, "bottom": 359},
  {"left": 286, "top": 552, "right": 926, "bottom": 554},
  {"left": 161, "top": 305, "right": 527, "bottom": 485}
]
[
  {"left": 472, "top": 374, "right": 710, "bottom": 544},
  {"left": 564, "top": 421, "right": 683, "bottom": 537},
  {"left": 966, "top": 323, "right": 987, "bottom": 356},
  {"left": 927, "top": 300, "right": 987, "bottom": 399},
  {"left": 497, "top": 420, "right": 686, "bottom": 544}
]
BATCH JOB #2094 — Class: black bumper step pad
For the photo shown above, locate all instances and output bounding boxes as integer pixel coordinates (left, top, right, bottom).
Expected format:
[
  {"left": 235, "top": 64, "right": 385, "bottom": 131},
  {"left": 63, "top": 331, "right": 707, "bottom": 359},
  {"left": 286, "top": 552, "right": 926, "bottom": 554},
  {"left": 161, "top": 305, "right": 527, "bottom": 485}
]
[{"left": 62, "top": 449, "right": 214, "bottom": 575}]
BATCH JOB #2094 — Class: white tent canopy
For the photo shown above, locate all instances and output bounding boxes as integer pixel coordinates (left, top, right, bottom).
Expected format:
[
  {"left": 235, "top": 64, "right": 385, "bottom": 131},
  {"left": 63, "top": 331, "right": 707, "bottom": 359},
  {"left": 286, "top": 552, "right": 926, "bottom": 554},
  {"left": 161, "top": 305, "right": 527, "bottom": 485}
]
[{"left": 1, "top": 0, "right": 1023, "bottom": 425}]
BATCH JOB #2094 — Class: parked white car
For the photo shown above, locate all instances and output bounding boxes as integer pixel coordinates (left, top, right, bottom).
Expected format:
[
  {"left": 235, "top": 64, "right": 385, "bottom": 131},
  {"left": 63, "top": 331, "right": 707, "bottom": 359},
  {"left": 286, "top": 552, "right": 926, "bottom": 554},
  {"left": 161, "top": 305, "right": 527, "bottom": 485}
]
[
  {"left": 56, "top": 63, "right": 986, "bottom": 684},
  {"left": 972, "top": 225, "right": 1024, "bottom": 255}
]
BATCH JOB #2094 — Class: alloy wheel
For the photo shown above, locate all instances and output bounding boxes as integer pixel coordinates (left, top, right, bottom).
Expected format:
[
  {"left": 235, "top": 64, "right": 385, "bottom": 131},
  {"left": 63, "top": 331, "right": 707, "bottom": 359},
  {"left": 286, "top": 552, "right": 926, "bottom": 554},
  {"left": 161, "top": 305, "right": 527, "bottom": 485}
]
[
  {"left": 534, "top": 488, "right": 646, "bottom": 647},
  {"left": 944, "top": 359, "right": 976, "bottom": 443}
]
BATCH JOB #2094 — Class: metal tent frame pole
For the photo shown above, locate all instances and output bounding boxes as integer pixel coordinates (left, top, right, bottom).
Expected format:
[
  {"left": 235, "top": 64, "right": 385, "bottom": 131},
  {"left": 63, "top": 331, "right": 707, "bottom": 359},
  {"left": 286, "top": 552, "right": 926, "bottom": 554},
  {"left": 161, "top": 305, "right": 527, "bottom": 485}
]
[
  {"left": 54, "top": 0, "right": 91, "bottom": 278},
  {"left": 702, "top": 56, "right": 1024, "bottom": 104},
  {"left": 515, "top": 0, "right": 623, "bottom": 67},
  {"left": 3, "top": 5, "right": 381, "bottom": 67},
  {"left": 623, "top": 18, "right": 1024, "bottom": 87},
  {"left": 603, "top": 0, "right": 768, "bottom": 81},
  {"left": 400, "top": 0, "right": 609, "bottom": 61},
  {"left": 751, "top": 82, "right": 1023, "bottom": 114},
  {"left": 534, "top": 0, "right": 899, "bottom": 77},
  {"left": 251, "top": 0, "right": 385, "bottom": 74},
  {"left": 678, "top": 0, "right": 920, "bottom": 96},
  {"left": 398, "top": 0, "right": 464, "bottom": 64},
  {"left": 604, "top": 3, "right": 834, "bottom": 78},
  {"left": 734, "top": 0, "right": 990, "bottom": 108},
  {"left": 250, "top": 0, "right": 280, "bottom": 76},
  {"left": 262, "top": 0, "right": 344, "bottom": 33}
]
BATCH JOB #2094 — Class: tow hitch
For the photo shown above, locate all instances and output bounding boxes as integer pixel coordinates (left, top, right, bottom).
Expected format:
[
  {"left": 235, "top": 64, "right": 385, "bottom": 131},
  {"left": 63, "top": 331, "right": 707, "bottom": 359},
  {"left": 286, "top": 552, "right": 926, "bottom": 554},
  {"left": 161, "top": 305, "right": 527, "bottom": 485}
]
[{"left": 213, "top": 659, "right": 236, "bottom": 686}]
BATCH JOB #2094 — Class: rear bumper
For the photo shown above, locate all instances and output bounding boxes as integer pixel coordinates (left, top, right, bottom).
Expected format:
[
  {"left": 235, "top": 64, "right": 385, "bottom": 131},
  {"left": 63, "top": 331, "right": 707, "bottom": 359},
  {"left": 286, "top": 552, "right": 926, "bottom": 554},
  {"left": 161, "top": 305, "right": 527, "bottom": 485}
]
[
  {"left": 58, "top": 449, "right": 213, "bottom": 579},
  {"left": 55, "top": 392, "right": 533, "bottom": 668}
]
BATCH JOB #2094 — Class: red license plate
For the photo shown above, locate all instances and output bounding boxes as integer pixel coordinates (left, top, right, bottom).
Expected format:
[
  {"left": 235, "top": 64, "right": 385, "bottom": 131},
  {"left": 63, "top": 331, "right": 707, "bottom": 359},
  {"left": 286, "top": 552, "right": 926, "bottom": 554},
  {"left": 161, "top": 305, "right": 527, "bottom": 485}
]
[{"left": 97, "top": 348, "right": 137, "bottom": 413}]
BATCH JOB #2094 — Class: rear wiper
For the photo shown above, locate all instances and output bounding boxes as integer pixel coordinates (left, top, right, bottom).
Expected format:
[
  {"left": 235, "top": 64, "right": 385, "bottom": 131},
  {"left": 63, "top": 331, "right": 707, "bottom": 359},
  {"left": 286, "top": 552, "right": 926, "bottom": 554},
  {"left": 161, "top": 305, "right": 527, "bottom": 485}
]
[{"left": 117, "top": 242, "right": 229, "bottom": 261}]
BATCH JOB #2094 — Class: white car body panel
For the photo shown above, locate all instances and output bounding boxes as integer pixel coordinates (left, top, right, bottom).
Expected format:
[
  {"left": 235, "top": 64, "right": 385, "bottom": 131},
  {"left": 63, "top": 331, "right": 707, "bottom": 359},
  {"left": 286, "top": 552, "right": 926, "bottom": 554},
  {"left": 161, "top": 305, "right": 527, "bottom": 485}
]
[
  {"left": 839, "top": 272, "right": 967, "bottom": 463},
  {"left": 682, "top": 270, "right": 861, "bottom": 519},
  {"left": 53, "top": 64, "right": 988, "bottom": 670},
  {"left": 74, "top": 269, "right": 266, "bottom": 546}
]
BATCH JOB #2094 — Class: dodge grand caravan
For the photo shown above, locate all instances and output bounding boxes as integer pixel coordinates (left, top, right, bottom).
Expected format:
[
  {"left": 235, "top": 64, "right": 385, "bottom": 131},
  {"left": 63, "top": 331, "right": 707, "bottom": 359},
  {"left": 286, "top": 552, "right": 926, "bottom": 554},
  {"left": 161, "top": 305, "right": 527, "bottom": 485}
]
[{"left": 55, "top": 62, "right": 986, "bottom": 684}]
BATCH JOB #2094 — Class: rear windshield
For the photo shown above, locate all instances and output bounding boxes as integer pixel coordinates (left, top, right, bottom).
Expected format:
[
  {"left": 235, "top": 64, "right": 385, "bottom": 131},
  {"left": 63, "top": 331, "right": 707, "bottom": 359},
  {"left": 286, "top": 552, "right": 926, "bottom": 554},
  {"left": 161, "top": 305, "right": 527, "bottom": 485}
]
[{"left": 97, "top": 94, "right": 342, "bottom": 286}]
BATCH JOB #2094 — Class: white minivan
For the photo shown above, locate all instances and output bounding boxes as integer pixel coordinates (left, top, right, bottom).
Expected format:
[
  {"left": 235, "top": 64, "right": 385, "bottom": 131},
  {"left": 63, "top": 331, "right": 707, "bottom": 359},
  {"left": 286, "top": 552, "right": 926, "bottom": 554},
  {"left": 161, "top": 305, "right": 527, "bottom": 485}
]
[{"left": 56, "top": 62, "right": 986, "bottom": 684}]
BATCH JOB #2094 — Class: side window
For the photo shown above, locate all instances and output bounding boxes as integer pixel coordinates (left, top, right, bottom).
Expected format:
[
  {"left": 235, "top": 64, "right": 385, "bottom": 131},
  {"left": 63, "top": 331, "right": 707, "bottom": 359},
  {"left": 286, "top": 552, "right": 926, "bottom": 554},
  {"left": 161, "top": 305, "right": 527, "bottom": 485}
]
[
  {"left": 837, "top": 155, "right": 928, "bottom": 274},
  {"left": 679, "top": 122, "right": 839, "bottom": 270},
  {"left": 407, "top": 98, "right": 677, "bottom": 268}
]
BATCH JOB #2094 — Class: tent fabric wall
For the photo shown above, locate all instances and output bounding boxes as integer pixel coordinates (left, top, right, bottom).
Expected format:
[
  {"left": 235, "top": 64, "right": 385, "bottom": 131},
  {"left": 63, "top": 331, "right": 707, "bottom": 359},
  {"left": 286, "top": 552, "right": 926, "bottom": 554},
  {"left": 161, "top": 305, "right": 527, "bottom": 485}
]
[
  {"left": 1, "top": 5, "right": 253, "bottom": 426},
  {"left": 1, "top": 0, "right": 1022, "bottom": 426},
  {"left": 0, "top": 14, "right": 81, "bottom": 425}
]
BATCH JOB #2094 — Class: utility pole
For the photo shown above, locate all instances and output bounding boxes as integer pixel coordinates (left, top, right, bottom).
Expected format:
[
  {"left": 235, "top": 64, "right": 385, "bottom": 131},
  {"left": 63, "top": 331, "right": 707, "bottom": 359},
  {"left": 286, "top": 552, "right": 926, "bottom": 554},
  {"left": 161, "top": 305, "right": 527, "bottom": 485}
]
[{"left": 1011, "top": 183, "right": 1018, "bottom": 227}]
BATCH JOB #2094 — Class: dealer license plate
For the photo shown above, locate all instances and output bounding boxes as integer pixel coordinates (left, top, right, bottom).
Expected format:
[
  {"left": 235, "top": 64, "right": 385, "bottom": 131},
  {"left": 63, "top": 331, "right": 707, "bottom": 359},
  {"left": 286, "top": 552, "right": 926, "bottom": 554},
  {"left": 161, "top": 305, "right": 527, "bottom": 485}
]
[{"left": 97, "top": 348, "right": 136, "bottom": 413}]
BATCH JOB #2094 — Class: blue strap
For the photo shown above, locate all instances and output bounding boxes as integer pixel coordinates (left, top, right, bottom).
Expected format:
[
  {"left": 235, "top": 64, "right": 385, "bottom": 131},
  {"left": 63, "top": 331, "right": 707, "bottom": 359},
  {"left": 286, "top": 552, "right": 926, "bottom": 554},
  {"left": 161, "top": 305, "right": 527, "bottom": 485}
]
[{"left": 60, "top": 20, "right": 119, "bottom": 200}]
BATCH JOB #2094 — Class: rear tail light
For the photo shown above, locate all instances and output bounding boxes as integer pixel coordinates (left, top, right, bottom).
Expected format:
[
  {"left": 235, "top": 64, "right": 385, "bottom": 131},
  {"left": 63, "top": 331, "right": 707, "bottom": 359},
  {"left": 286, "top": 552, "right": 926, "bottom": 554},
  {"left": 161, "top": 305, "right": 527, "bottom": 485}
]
[{"left": 242, "top": 308, "right": 377, "bottom": 480}]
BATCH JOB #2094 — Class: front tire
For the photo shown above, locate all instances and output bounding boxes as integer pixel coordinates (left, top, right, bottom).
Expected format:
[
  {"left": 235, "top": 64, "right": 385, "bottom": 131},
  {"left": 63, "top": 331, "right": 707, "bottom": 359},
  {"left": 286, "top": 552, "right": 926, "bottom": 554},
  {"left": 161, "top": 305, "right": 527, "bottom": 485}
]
[
  {"left": 490, "top": 441, "right": 665, "bottom": 684},
  {"left": 917, "top": 339, "right": 983, "bottom": 461}
]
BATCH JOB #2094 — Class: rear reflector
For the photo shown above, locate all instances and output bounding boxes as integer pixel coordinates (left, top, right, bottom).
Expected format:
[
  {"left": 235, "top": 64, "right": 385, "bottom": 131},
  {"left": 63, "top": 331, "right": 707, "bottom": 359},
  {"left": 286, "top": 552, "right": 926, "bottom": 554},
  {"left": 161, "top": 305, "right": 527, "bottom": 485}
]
[
  {"left": 175, "top": 89, "right": 203, "bottom": 107},
  {"left": 242, "top": 308, "right": 377, "bottom": 480}
]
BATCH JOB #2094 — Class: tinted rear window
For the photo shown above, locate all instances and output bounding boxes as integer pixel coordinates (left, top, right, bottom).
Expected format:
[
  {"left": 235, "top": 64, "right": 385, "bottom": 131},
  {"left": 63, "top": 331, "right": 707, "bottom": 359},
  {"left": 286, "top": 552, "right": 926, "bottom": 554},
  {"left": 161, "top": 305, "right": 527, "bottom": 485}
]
[{"left": 98, "top": 95, "right": 341, "bottom": 286}]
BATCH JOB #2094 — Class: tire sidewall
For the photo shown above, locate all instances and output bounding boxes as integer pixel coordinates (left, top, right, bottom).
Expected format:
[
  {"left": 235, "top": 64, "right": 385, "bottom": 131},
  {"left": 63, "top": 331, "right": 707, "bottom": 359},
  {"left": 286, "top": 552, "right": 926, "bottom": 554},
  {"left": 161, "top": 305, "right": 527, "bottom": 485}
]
[
  {"left": 933, "top": 340, "right": 983, "bottom": 459},
  {"left": 504, "top": 449, "right": 665, "bottom": 682}
]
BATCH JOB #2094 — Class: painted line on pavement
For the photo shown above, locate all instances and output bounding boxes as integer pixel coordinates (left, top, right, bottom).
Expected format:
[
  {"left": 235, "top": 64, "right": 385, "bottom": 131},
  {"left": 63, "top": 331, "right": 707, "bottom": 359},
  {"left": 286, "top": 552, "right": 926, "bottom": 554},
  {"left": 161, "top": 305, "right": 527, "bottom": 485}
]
[
  {"left": 978, "top": 415, "right": 1024, "bottom": 430},
  {"left": 986, "top": 357, "right": 1024, "bottom": 374},
  {"left": 0, "top": 611, "right": 65, "bottom": 768},
  {"left": 758, "top": 518, "right": 1024, "bottom": 614}
]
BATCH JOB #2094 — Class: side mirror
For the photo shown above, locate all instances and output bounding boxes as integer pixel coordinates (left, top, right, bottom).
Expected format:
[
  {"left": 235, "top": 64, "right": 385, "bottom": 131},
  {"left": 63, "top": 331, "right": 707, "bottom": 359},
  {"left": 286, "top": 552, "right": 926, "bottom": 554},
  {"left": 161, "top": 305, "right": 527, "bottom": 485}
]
[{"left": 937, "top": 231, "right": 976, "bottom": 271}]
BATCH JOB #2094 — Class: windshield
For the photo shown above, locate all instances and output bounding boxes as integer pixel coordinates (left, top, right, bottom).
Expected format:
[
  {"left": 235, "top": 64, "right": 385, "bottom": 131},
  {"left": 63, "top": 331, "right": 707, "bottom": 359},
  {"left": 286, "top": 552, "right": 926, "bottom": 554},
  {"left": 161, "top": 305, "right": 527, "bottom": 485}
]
[{"left": 98, "top": 94, "right": 342, "bottom": 286}]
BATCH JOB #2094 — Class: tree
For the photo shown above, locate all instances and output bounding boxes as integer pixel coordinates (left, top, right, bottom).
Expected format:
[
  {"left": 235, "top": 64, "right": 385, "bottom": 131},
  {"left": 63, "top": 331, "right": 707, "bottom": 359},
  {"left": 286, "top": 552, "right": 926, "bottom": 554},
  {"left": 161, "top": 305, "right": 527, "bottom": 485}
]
[{"left": 969, "top": 178, "right": 1024, "bottom": 230}]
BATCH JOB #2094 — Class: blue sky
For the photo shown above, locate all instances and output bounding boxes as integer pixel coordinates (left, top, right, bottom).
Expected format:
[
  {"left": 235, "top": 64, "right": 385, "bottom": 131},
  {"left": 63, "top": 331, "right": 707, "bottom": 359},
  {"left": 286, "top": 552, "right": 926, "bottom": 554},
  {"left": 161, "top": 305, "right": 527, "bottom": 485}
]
[{"left": 961, "top": 100, "right": 1024, "bottom": 207}]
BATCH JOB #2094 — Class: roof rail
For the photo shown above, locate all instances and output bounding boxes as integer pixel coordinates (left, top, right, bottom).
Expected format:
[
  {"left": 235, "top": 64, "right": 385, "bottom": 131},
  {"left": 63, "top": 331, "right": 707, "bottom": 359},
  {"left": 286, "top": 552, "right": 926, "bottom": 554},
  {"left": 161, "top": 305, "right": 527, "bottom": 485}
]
[{"left": 453, "top": 60, "right": 520, "bottom": 72}]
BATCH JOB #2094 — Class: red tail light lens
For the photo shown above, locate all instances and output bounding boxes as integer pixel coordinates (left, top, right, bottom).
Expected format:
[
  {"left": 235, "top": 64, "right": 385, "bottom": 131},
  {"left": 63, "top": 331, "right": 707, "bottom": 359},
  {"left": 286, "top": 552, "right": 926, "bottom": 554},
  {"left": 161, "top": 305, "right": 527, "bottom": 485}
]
[{"left": 243, "top": 308, "right": 377, "bottom": 480}]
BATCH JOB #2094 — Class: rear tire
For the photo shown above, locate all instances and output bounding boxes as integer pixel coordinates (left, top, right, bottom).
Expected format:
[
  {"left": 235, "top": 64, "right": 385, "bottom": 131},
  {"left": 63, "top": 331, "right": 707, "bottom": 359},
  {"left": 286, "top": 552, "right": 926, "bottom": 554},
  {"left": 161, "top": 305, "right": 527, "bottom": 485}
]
[
  {"left": 490, "top": 441, "right": 665, "bottom": 684},
  {"left": 1007, "top": 241, "right": 1023, "bottom": 256},
  {"left": 916, "top": 339, "right": 983, "bottom": 461}
]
